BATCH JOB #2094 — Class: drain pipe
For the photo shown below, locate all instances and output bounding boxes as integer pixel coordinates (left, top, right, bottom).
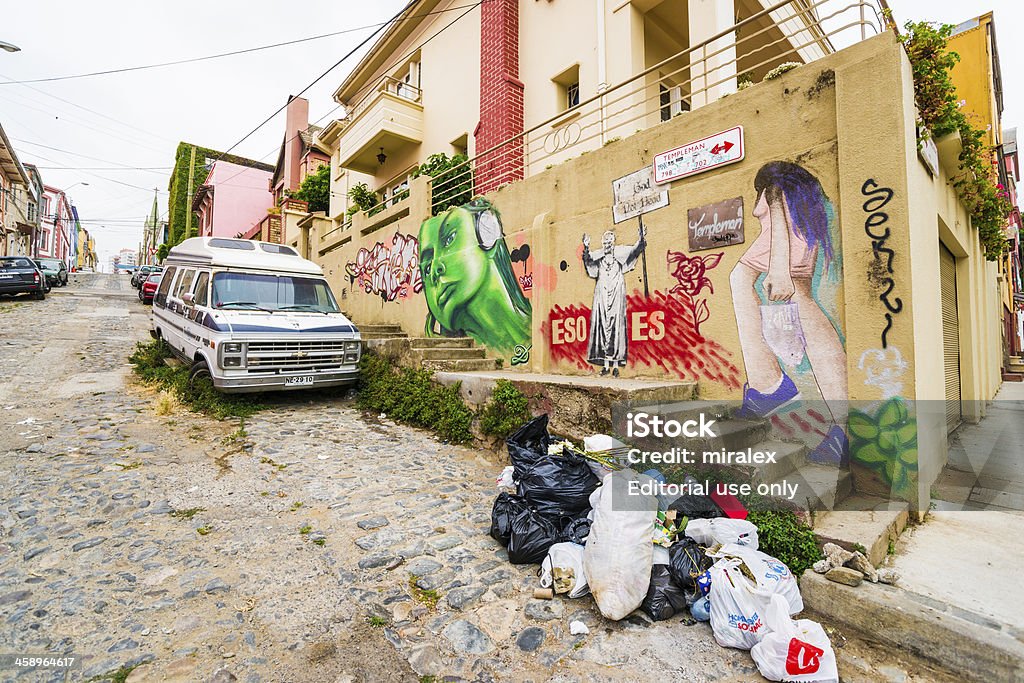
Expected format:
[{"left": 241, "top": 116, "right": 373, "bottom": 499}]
[{"left": 597, "top": 0, "right": 608, "bottom": 145}]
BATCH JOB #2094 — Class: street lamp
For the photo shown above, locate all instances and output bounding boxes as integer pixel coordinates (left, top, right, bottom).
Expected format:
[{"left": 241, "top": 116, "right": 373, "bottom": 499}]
[
  {"left": 65, "top": 181, "right": 89, "bottom": 191},
  {"left": 0, "top": 41, "right": 21, "bottom": 53}
]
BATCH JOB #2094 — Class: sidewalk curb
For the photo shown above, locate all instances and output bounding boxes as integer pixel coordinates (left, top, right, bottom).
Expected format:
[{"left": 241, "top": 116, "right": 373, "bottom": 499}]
[{"left": 801, "top": 571, "right": 1024, "bottom": 683}]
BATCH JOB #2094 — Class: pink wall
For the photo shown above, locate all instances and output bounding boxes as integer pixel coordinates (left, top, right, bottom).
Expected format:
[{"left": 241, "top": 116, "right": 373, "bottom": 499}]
[{"left": 202, "top": 161, "right": 274, "bottom": 238}]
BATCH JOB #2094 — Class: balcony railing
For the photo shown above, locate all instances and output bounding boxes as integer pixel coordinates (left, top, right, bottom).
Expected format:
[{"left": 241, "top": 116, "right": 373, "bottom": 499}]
[
  {"left": 429, "top": 0, "right": 883, "bottom": 213},
  {"left": 343, "top": 75, "right": 422, "bottom": 126}
]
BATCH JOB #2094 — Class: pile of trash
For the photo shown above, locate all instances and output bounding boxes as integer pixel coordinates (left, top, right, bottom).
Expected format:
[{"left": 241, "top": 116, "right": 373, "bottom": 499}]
[{"left": 489, "top": 416, "right": 840, "bottom": 682}]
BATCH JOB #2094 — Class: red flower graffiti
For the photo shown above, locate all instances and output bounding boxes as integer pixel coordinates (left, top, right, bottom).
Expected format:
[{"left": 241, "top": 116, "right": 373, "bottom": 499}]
[{"left": 667, "top": 250, "right": 724, "bottom": 333}]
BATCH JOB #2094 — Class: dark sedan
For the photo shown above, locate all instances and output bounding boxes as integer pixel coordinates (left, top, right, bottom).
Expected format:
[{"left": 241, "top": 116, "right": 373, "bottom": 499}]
[{"left": 0, "top": 257, "right": 46, "bottom": 300}]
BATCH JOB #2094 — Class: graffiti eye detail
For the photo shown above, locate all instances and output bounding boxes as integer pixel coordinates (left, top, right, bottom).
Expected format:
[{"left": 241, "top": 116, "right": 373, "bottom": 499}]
[{"left": 443, "top": 232, "right": 455, "bottom": 248}]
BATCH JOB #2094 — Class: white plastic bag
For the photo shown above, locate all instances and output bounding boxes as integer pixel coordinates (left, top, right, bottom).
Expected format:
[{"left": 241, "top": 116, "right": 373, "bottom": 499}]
[
  {"left": 582, "top": 434, "right": 625, "bottom": 480},
  {"left": 710, "top": 543, "right": 803, "bottom": 614},
  {"left": 708, "top": 558, "right": 771, "bottom": 650},
  {"left": 685, "top": 518, "right": 759, "bottom": 549},
  {"left": 540, "top": 542, "right": 590, "bottom": 598},
  {"left": 751, "top": 594, "right": 838, "bottom": 682},
  {"left": 496, "top": 465, "right": 515, "bottom": 489},
  {"left": 583, "top": 470, "right": 659, "bottom": 620}
]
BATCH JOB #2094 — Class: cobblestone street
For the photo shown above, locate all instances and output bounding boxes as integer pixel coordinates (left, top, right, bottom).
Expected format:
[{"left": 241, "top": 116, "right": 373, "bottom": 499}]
[{"left": 0, "top": 274, "right": 947, "bottom": 682}]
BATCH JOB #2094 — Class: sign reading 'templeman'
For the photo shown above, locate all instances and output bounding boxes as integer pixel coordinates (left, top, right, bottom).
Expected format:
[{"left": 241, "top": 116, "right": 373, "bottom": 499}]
[{"left": 654, "top": 126, "right": 745, "bottom": 184}]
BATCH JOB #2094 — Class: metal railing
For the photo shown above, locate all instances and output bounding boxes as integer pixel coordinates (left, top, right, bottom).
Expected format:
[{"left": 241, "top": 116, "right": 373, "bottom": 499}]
[
  {"left": 429, "top": 0, "right": 883, "bottom": 213},
  {"left": 342, "top": 75, "right": 422, "bottom": 127}
]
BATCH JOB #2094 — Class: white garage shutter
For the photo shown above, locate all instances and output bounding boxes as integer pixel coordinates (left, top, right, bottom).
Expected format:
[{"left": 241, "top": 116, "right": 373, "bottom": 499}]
[{"left": 940, "top": 245, "right": 962, "bottom": 433}]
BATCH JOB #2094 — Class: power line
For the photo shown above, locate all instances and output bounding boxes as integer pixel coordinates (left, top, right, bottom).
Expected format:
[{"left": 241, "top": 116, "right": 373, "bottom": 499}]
[
  {"left": 34, "top": 166, "right": 172, "bottom": 171},
  {"left": 0, "top": 2, "right": 483, "bottom": 86},
  {"left": 209, "top": 0, "right": 483, "bottom": 190},
  {"left": 0, "top": 72, "right": 172, "bottom": 147},
  {"left": 216, "top": 1, "right": 418, "bottom": 162},
  {"left": 14, "top": 138, "right": 168, "bottom": 175},
  {"left": 17, "top": 149, "right": 165, "bottom": 193}
]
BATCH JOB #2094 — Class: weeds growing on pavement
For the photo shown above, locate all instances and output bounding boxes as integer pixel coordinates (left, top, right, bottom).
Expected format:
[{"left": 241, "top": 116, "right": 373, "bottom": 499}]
[
  {"left": 169, "top": 507, "right": 206, "bottom": 520},
  {"left": 409, "top": 574, "right": 441, "bottom": 609},
  {"left": 129, "top": 339, "right": 264, "bottom": 420},
  {"left": 745, "top": 506, "right": 823, "bottom": 576},
  {"left": 479, "top": 380, "right": 531, "bottom": 439},
  {"left": 357, "top": 350, "right": 473, "bottom": 443}
]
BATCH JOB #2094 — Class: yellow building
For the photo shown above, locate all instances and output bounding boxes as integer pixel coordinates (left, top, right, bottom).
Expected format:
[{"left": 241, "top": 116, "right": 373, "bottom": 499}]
[{"left": 948, "top": 12, "right": 1019, "bottom": 376}]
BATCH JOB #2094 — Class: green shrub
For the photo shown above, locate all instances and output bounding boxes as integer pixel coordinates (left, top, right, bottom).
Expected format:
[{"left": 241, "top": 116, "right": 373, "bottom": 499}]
[
  {"left": 746, "top": 508, "right": 822, "bottom": 576},
  {"left": 356, "top": 351, "right": 473, "bottom": 443},
  {"left": 129, "top": 339, "right": 264, "bottom": 419},
  {"left": 900, "top": 20, "right": 1011, "bottom": 259},
  {"left": 479, "top": 380, "right": 530, "bottom": 438}
]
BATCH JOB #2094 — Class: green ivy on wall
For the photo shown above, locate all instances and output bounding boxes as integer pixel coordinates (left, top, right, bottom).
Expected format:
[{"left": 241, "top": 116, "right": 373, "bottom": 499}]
[{"left": 899, "top": 19, "right": 1012, "bottom": 260}]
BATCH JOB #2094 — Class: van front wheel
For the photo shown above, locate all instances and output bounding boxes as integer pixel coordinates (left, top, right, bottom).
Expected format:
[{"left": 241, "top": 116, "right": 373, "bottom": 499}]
[{"left": 188, "top": 359, "right": 213, "bottom": 388}]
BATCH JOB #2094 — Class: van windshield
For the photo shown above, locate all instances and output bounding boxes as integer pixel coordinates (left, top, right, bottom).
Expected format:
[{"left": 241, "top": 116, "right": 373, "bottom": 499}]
[{"left": 211, "top": 272, "right": 340, "bottom": 313}]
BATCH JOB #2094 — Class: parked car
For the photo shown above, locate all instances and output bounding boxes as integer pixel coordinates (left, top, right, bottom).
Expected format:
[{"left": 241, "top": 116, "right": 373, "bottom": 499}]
[
  {"left": 152, "top": 237, "right": 360, "bottom": 393},
  {"left": 35, "top": 258, "right": 68, "bottom": 287},
  {"left": 132, "top": 264, "right": 149, "bottom": 286},
  {"left": 133, "top": 264, "right": 162, "bottom": 288},
  {"left": 0, "top": 256, "right": 47, "bottom": 300},
  {"left": 139, "top": 272, "right": 161, "bottom": 304}
]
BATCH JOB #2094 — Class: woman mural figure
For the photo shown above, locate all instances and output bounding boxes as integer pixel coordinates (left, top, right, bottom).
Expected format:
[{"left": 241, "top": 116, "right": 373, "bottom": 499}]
[
  {"left": 729, "top": 161, "right": 848, "bottom": 463},
  {"left": 418, "top": 198, "right": 532, "bottom": 358}
]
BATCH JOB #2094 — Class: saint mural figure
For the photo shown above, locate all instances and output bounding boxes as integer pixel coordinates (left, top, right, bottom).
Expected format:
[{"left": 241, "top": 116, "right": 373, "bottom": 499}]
[
  {"left": 729, "top": 161, "right": 848, "bottom": 462},
  {"left": 418, "top": 198, "right": 532, "bottom": 359},
  {"left": 582, "top": 226, "right": 647, "bottom": 376}
]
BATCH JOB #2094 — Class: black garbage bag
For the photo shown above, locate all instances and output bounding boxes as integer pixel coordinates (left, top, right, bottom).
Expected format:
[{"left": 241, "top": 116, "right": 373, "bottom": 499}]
[
  {"left": 507, "top": 415, "right": 553, "bottom": 480},
  {"left": 517, "top": 448, "right": 600, "bottom": 520},
  {"left": 560, "top": 516, "right": 592, "bottom": 545},
  {"left": 668, "top": 537, "right": 713, "bottom": 594},
  {"left": 668, "top": 493, "right": 723, "bottom": 521},
  {"left": 507, "top": 507, "right": 560, "bottom": 565},
  {"left": 641, "top": 565, "right": 689, "bottom": 621},
  {"left": 490, "top": 492, "right": 529, "bottom": 547}
]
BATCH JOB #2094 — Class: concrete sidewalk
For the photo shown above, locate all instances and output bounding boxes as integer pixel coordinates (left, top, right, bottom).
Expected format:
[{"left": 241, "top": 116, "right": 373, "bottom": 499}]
[{"left": 934, "top": 382, "right": 1024, "bottom": 510}]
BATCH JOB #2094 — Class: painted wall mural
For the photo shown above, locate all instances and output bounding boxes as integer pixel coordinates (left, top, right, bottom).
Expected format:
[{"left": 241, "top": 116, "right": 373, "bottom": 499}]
[
  {"left": 581, "top": 226, "right": 647, "bottom": 376},
  {"left": 861, "top": 179, "right": 902, "bottom": 349},
  {"left": 729, "top": 160, "right": 848, "bottom": 465},
  {"left": 510, "top": 243, "right": 533, "bottom": 295},
  {"left": 418, "top": 198, "right": 532, "bottom": 363},
  {"left": 667, "top": 250, "right": 724, "bottom": 335},
  {"left": 849, "top": 397, "right": 918, "bottom": 499},
  {"left": 545, "top": 225, "right": 741, "bottom": 388},
  {"left": 345, "top": 232, "right": 422, "bottom": 302}
]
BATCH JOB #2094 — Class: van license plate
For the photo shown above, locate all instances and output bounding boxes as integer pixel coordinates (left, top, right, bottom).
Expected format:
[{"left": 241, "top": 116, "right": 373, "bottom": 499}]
[{"left": 285, "top": 375, "right": 314, "bottom": 386}]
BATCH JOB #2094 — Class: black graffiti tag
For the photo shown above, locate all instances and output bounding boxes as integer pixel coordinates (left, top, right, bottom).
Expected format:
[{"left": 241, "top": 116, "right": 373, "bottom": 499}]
[{"left": 862, "top": 179, "right": 903, "bottom": 348}]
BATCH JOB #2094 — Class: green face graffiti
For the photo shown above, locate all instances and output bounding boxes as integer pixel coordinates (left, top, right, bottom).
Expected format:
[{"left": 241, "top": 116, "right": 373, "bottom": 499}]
[{"left": 418, "top": 199, "right": 531, "bottom": 357}]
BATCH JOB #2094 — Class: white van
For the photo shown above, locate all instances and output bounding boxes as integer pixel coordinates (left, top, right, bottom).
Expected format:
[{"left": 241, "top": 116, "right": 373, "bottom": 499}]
[{"left": 151, "top": 237, "right": 360, "bottom": 393}]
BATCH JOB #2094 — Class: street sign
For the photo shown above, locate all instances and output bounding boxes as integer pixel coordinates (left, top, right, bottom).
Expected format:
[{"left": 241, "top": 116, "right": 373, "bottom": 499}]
[
  {"left": 654, "top": 126, "right": 745, "bottom": 184},
  {"left": 611, "top": 166, "right": 669, "bottom": 224},
  {"left": 687, "top": 196, "right": 745, "bottom": 251}
]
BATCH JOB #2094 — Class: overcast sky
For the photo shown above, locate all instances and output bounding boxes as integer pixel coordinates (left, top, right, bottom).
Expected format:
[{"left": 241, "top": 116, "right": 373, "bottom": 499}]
[{"left": 1, "top": 1, "right": 1017, "bottom": 269}]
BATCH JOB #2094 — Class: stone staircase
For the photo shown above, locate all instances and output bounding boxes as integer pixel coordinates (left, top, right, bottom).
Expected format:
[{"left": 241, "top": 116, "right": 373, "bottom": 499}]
[{"left": 353, "top": 322, "right": 499, "bottom": 372}]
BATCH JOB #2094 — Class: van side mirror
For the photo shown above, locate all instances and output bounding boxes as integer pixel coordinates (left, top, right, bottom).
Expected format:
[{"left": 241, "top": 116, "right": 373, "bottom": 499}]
[{"left": 182, "top": 293, "right": 195, "bottom": 306}]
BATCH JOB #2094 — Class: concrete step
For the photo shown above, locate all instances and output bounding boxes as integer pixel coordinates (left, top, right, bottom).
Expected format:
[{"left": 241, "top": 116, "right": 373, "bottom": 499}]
[
  {"left": 360, "top": 332, "right": 408, "bottom": 340},
  {"left": 356, "top": 323, "right": 404, "bottom": 332},
  {"left": 643, "top": 400, "right": 733, "bottom": 422},
  {"left": 408, "top": 337, "right": 475, "bottom": 349},
  {"left": 423, "top": 358, "right": 500, "bottom": 372},
  {"left": 781, "top": 463, "right": 853, "bottom": 513},
  {"left": 800, "top": 571, "right": 1024, "bottom": 683},
  {"left": 812, "top": 493, "right": 911, "bottom": 567},
  {"left": 418, "top": 347, "right": 486, "bottom": 361},
  {"left": 749, "top": 440, "right": 807, "bottom": 484}
]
